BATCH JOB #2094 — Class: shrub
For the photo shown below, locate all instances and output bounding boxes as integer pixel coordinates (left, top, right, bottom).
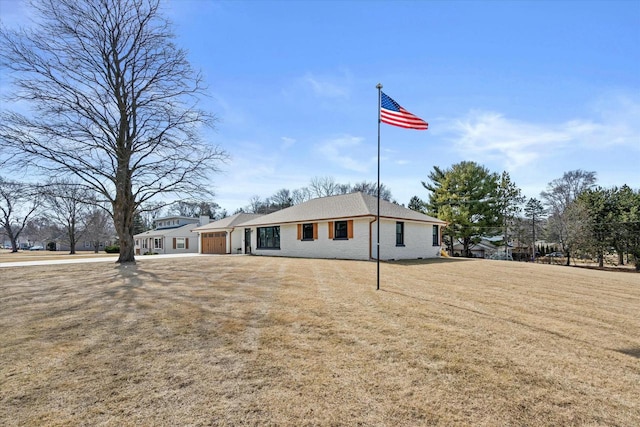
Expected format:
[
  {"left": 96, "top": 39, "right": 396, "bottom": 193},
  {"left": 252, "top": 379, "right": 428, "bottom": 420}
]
[{"left": 104, "top": 245, "right": 120, "bottom": 254}]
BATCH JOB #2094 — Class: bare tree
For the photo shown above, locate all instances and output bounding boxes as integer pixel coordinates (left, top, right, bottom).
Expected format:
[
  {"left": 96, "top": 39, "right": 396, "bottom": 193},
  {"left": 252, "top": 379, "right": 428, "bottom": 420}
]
[
  {"left": 541, "top": 170, "right": 597, "bottom": 214},
  {"left": 168, "top": 200, "right": 220, "bottom": 218},
  {"left": 541, "top": 170, "right": 596, "bottom": 265},
  {"left": 137, "top": 201, "right": 164, "bottom": 231},
  {"left": 247, "top": 195, "right": 265, "bottom": 214},
  {"left": 0, "top": 0, "right": 227, "bottom": 263},
  {"left": 23, "top": 215, "right": 59, "bottom": 249},
  {"left": 40, "top": 179, "right": 93, "bottom": 254},
  {"left": 309, "top": 176, "right": 341, "bottom": 198},
  {"left": 82, "top": 207, "right": 114, "bottom": 253},
  {"left": 0, "top": 178, "right": 40, "bottom": 252},
  {"left": 350, "top": 181, "right": 393, "bottom": 201},
  {"left": 269, "top": 189, "right": 293, "bottom": 210},
  {"left": 291, "top": 187, "right": 313, "bottom": 205}
]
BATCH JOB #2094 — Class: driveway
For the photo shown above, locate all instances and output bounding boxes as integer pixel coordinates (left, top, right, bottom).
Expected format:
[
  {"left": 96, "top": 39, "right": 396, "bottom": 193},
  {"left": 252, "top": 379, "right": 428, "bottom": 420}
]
[{"left": 0, "top": 253, "right": 208, "bottom": 268}]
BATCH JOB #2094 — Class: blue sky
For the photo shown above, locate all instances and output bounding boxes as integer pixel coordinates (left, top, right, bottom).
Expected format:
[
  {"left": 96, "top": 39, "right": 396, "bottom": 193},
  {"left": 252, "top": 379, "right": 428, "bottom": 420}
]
[{"left": 2, "top": 0, "right": 639, "bottom": 213}]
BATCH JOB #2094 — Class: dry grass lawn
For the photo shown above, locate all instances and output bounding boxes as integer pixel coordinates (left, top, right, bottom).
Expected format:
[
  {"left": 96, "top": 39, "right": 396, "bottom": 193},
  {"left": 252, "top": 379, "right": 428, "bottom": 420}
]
[
  {"left": 0, "top": 249, "right": 118, "bottom": 263},
  {"left": 1, "top": 256, "right": 639, "bottom": 426}
]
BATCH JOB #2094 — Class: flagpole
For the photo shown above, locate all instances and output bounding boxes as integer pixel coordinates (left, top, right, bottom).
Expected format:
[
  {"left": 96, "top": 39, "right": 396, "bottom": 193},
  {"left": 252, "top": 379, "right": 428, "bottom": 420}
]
[{"left": 376, "top": 83, "right": 382, "bottom": 291}]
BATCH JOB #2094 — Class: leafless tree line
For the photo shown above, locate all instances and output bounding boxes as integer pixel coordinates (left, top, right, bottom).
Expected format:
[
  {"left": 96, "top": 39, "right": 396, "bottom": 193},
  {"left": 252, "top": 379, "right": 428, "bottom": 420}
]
[
  {"left": 1, "top": 0, "right": 228, "bottom": 262},
  {"left": 0, "top": 177, "right": 113, "bottom": 253},
  {"left": 239, "top": 176, "right": 394, "bottom": 215}
]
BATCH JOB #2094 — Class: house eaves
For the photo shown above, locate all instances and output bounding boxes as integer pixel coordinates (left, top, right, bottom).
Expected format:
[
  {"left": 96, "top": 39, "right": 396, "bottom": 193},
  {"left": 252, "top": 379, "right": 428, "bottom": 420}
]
[{"left": 238, "top": 192, "right": 446, "bottom": 227}]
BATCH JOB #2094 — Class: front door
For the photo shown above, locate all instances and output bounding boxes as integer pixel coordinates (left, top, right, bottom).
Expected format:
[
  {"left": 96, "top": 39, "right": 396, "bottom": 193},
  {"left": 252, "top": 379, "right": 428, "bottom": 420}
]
[{"left": 244, "top": 228, "right": 251, "bottom": 254}]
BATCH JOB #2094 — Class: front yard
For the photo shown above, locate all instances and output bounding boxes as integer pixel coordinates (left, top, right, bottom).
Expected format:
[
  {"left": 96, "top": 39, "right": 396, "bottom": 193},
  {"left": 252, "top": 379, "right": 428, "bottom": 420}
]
[{"left": 1, "top": 256, "right": 638, "bottom": 425}]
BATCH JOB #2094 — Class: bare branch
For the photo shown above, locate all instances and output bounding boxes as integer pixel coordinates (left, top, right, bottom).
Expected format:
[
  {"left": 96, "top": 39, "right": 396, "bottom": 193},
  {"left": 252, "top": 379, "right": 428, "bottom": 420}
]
[{"left": 0, "top": 0, "right": 227, "bottom": 262}]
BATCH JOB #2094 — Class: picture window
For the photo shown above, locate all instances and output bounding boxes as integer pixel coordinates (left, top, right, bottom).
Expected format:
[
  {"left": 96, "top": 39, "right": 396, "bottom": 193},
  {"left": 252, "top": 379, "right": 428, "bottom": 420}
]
[{"left": 257, "top": 226, "right": 280, "bottom": 249}]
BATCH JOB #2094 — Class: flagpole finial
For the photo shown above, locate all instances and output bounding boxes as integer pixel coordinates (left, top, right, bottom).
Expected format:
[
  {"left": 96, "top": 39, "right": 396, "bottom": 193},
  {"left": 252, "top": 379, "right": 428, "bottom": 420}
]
[{"left": 376, "top": 83, "right": 382, "bottom": 89}]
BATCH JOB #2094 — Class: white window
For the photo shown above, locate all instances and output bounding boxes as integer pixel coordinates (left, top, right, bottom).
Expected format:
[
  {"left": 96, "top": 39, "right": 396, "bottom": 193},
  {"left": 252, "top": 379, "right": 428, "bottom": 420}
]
[
  {"left": 142, "top": 239, "right": 148, "bottom": 249},
  {"left": 176, "top": 237, "right": 186, "bottom": 249},
  {"left": 154, "top": 238, "right": 163, "bottom": 249}
]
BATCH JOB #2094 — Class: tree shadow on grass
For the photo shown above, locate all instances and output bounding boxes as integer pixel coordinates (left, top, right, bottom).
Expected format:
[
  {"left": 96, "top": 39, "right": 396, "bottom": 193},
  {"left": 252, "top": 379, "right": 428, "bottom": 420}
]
[
  {"left": 616, "top": 348, "right": 640, "bottom": 358},
  {"left": 571, "top": 265, "right": 639, "bottom": 274},
  {"left": 379, "top": 287, "right": 617, "bottom": 353},
  {"left": 386, "top": 257, "right": 475, "bottom": 266}
]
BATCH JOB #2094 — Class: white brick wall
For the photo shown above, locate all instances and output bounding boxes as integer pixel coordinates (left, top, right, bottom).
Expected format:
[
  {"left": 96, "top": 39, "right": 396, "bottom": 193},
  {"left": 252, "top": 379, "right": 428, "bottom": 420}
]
[
  {"left": 229, "top": 228, "right": 243, "bottom": 254},
  {"left": 250, "top": 218, "right": 441, "bottom": 260},
  {"left": 374, "top": 220, "right": 440, "bottom": 260}
]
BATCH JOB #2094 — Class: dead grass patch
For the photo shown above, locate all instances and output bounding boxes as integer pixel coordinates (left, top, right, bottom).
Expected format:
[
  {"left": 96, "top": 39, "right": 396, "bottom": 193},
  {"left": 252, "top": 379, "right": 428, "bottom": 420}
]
[
  {"left": 0, "top": 249, "right": 117, "bottom": 263},
  {"left": 1, "top": 256, "right": 639, "bottom": 426}
]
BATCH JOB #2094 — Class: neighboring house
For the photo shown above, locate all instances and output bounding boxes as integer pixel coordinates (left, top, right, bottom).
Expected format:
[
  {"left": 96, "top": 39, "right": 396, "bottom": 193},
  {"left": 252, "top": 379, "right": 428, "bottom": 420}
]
[
  {"left": 134, "top": 215, "right": 210, "bottom": 255},
  {"left": 452, "top": 238, "right": 498, "bottom": 258},
  {"left": 192, "top": 213, "right": 264, "bottom": 254},
  {"left": 194, "top": 192, "right": 446, "bottom": 261},
  {"left": 48, "top": 239, "right": 115, "bottom": 252},
  {"left": 3, "top": 238, "right": 46, "bottom": 250}
]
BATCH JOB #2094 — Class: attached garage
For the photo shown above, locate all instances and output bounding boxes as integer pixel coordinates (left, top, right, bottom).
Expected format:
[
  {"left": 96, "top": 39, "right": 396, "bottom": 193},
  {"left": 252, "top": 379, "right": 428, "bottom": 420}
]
[
  {"left": 193, "top": 213, "right": 264, "bottom": 255},
  {"left": 201, "top": 232, "right": 227, "bottom": 254}
]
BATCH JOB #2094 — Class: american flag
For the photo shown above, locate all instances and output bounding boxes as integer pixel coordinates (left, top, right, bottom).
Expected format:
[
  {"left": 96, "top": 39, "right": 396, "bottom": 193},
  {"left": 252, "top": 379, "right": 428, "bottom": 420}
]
[{"left": 380, "top": 92, "right": 428, "bottom": 130}]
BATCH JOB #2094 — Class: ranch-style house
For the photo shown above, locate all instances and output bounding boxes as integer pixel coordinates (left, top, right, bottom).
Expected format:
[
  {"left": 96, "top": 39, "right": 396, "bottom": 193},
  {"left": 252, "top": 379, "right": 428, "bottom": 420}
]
[{"left": 193, "top": 192, "right": 446, "bottom": 261}]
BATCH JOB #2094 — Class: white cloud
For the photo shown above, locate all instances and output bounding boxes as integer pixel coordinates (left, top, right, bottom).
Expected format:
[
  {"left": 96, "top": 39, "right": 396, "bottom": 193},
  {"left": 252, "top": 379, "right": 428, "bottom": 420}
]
[
  {"left": 280, "top": 136, "right": 296, "bottom": 150},
  {"left": 447, "top": 95, "right": 640, "bottom": 171},
  {"left": 302, "top": 73, "right": 349, "bottom": 98},
  {"left": 314, "top": 135, "right": 374, "bottom": 173},
  {"left": 298, "top": 70, "right": 352, "bottom": 99}
]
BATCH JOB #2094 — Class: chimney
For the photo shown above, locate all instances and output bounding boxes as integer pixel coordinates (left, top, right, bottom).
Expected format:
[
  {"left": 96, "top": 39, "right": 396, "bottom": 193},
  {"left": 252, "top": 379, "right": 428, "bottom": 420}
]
[{"left": 199, "top": 215, "right": 210, "bottom": 226}]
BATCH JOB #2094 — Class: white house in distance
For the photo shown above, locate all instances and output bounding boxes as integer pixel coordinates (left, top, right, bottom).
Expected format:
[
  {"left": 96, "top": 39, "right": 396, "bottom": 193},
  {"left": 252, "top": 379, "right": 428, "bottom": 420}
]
[
  {"left": 194, "top": 192, "right": 446, "bottom": 261},
  {"left": 134, "top": 215, "right": 210, "bottom": 255}
]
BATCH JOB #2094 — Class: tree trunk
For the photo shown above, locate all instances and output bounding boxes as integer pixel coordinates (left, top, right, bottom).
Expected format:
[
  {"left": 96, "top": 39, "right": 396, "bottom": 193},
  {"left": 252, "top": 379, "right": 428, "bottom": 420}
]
[
  {"left": 112, "top": 140, "right": 136, "bottom": 263},
  {"left": 68, "top": 218, "right": 76, "bottom": 255},
  {"left": 113, "top": 177, "right": 136, "bottom": 263},
  {"left": 113, "top": 197, "right": 136, "bottom": 263},
  {"left": 463, "top": 237, "right": 471, "bottom": 258},
  {"left": 3, "top": 223, "right": 19, "bottom": 252}
]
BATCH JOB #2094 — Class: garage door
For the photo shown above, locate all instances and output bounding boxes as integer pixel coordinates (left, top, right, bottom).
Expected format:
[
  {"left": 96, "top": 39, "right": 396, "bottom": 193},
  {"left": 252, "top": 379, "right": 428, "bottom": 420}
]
[{"left": 201, "top": 232, "right": 226, "bottom": 254}]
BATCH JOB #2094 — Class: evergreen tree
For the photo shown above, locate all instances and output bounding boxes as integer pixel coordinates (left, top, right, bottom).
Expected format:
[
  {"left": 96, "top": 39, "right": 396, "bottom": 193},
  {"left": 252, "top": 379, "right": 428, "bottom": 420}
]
[
  {"left": 408, "top": 196, "right": 426, "bottom": 213},
  {"left": 423, "top": 161, "right": 501, "bottom": 257},
  {"left": 524, "top": 198, "right": 545, "bottom": 261},
  {"left": 132, "top": 212, "right": 146, "bottom": 235},
  {"left": 496, "top": 172, "right": 525, "bottom": 257}
]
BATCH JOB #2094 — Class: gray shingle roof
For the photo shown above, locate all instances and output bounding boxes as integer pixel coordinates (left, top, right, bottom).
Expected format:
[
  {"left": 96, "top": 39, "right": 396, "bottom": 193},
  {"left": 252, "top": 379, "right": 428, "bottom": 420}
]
[
  {"left": 134, "top": 223, "right": 198, "bottom": 238},
  {"left": 238, "top": 192, "right": 446, "bottom": 227},
  {"left": 192, "top": 213, "right": 263, "bottom": 231}
]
